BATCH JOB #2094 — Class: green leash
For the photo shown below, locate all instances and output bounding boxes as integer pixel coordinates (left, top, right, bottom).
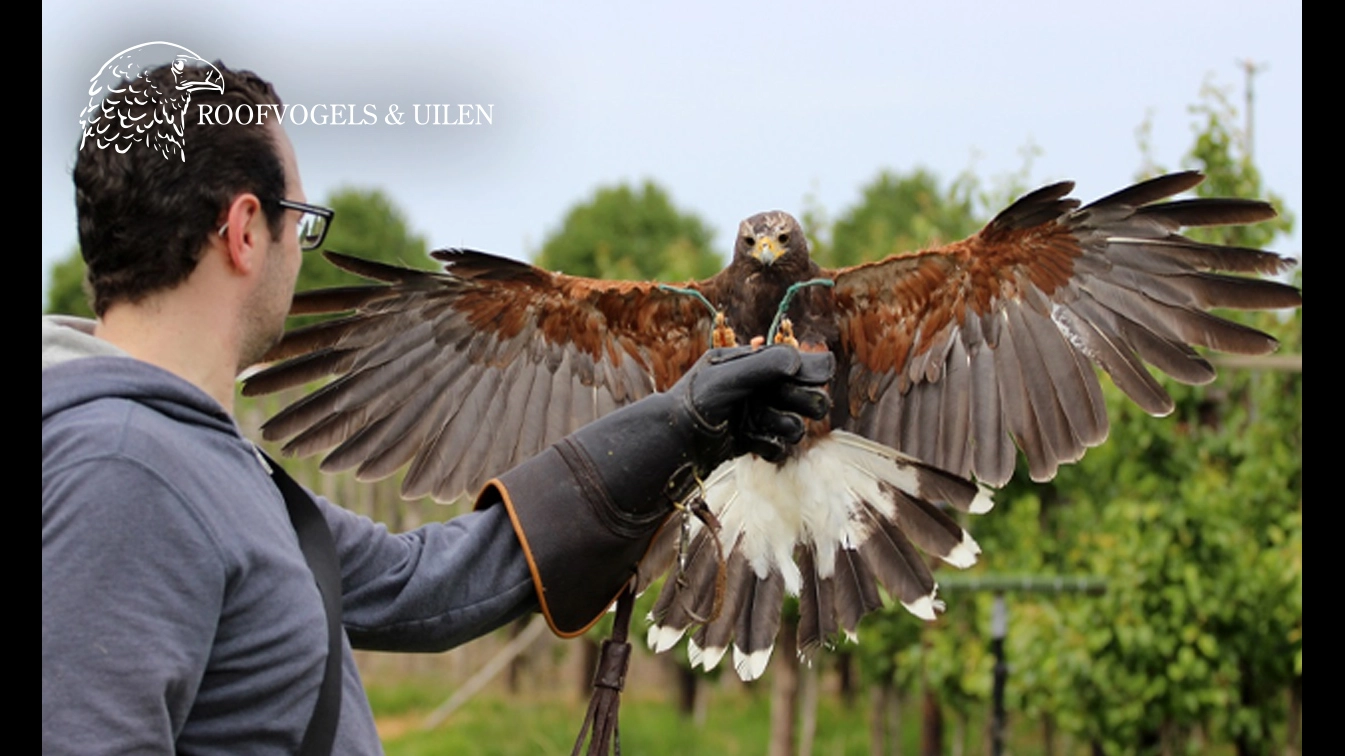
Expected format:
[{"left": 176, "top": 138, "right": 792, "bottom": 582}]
[
  {"left": 657, "top": 279, "right": 836, "bottom": 345},
  {"left": 766, "top": 278, "right": 834, "bottom": 343}
]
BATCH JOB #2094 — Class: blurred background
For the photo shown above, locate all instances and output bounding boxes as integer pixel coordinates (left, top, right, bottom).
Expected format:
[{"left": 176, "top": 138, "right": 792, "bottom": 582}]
[{"left": 43, "top": 2, "right": 1301, "bottom": 753}]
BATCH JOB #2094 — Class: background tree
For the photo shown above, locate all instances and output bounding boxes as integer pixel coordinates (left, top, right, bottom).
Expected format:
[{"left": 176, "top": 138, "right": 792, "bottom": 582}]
[
  {"left": 819, "top": 168, "right": 981, "bottom": 270},
  {"left": 806, "top": 80, "right": 1300, "bottom": 755},
  {"left": 45, "top": 248, "right": 93, "bottom": 318},
  {"left": 974, "top": 77, "right": 1301, "bottom": 755},
  {"left": 534, "top": 180, "right": 720, "bottom": 281},
  {"left": 285, "top": 186, "right": 434, "bottom": 330},
  {"left": 530, "top": 179, "right": 723, "bottom": 711},
  {"left": 43, "top": 186, "right": 432, "bottom": 319},
  {"left": 299, "top": 186, "right": 435, "bottom": 291}
]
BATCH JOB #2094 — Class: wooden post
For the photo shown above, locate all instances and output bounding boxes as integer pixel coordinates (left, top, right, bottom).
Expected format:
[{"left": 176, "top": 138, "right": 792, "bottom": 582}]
[{"left": 769, "top": 615, "right": 800, "bottom": 756}]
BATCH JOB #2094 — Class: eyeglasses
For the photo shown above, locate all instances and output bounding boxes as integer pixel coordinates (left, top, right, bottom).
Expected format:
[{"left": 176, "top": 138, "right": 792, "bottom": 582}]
[
  {"left": 273, "top": 198, "right": 335, "bottom": 251},
  {"left": 216, "top": 198, "right": 335, "bottom": 251}
]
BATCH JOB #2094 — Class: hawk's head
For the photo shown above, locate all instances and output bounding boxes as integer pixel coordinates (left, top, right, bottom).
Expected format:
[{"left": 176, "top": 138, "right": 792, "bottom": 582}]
[{"left": 735, "top": 211, "right": 809, "bottom": 273}]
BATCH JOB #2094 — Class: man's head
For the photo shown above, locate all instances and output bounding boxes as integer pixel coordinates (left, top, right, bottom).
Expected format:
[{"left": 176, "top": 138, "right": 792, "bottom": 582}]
[
  {"left": 74, "top": 62, "right": 288, "bottom": 317},
  {"left": 236, "top": 123, "right": 307, "bottom": 369}
]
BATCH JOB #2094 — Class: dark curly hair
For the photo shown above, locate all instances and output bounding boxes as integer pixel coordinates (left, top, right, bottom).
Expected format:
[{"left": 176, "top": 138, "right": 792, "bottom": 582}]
[{"left": 74, "top": 62, "right": 287, "bottom": 316}]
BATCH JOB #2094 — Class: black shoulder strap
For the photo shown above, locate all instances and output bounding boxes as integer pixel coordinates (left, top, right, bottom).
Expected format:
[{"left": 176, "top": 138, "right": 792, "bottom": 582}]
[{"left": 261, "top": 450, "right": 344, "bottom": 756}]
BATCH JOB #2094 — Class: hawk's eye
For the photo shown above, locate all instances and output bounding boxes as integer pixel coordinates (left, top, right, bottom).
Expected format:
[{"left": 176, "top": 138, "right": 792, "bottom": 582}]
[
  {"left": 742, "top": 236, "right": 755, "bottom": 247},
  {"left": 778, "top": 233, "right": 790, "bottom": 245},
  {"left": 173, "top": 60, "right": 185, "bottom": 72}
]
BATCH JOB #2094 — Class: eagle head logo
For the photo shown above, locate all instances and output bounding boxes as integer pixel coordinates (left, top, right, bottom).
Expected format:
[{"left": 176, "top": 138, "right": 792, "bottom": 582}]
[{"left": 79, "top": 41, "right": 225, "bottom": 162}]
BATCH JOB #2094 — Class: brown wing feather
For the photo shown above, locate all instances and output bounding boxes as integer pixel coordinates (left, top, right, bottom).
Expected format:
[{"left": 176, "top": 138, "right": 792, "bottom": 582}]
[
  {"left": 828, "top": 171, "right": 1302, "bottom": 486},
  {"left": 243, "top": 249, "right": 716, "bottom": 502}
]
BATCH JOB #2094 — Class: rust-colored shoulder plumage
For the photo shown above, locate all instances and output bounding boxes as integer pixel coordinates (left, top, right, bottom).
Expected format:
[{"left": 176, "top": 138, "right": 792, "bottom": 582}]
[
  {"left": 244, "top": 249, "right": 717, "bottom": 502},
  {"left": 825, "top": 171, "right": 1302, "bottom": 486}
]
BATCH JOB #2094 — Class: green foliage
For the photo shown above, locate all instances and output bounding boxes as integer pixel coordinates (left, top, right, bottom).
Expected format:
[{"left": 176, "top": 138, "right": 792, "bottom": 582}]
[
  {"left": 298, "top": 186, "right": 434, "bottom": 293},
  {"left": 42, "top": 187, "right": 430, "bottom": 319},
  {"left": 534, "top": 181, "right": 721, "bottom": 282},
  {"left": 1139, "top": 77, "right": 1295, "bottom": 251},
  {"left": 824, "top": 80, "right": 1300, "bottom": 754},
  {"left": 45, "top": 247, "right": 94, "bottom": 318},
  {"left": 822, "top": 168, "right": 981, "bottom": 268},
  {"left": 797, "top": 182, "right": 832, "bottom": 265},
  {"left": 975, "top": 79, "right": 1301, "bottom": 753},
  {"left": 370, "top": 685, "right": 882, "bottom": 756},
  {"left": 1039, "top": 303, "right": 1299, "bottom": 753},
  {"left": 283, "top": 186, "right": 432, "bottom": 330}
]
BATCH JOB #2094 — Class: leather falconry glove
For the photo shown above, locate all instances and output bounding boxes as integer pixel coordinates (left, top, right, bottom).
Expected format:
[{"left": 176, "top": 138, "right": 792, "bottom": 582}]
[{"left": 475, "top": 345, "right": 834, "bottom": 636}]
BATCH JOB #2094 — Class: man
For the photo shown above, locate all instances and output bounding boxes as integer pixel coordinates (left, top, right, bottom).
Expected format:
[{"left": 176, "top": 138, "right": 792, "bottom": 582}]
[{"left": 42, "top": 62, "right": 831, "bottom": 752}]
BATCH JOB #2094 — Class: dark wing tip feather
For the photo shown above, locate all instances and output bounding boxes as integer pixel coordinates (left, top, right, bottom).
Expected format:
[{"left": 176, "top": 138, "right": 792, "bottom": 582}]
[
  {"left": 430, "top": 248, "right": 552, "bottom": 284},
  {"left": 321, "top": 250, "right": 428, "bottom": 283},
  {"left": 288, "top": 285, "right": 393, "bottom": 316},
  {"left": 258, "top": 314, "right": 366, "bottom": 365},
  {"left": 243, "top": 348, "right": 352, "bottom": 398},
  {"left": 986, "top": 180, "right": 1077, "bottom": 231},
  {"left": 1136, "top": 197, "right": 1278, "bottom": 228},
  {"left": 1083, "top": 170, "right": 1204, "bottom": 210}
]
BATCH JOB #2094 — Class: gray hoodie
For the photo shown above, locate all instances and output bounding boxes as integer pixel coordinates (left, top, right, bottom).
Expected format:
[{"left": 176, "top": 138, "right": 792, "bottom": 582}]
[{"left": 42, "top": 316, "right": 536, "bottom": 754}]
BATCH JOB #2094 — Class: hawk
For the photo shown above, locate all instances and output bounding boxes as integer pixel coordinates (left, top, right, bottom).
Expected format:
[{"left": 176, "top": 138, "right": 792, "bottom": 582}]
[{"left": 244, "top": 171, "right": 1301, "bottom": 680}]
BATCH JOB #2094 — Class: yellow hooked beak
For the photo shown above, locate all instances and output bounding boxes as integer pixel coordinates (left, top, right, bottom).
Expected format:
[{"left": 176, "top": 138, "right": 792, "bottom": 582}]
[{"left": 753, "top": 237, "right": 781, "bottom": 265}]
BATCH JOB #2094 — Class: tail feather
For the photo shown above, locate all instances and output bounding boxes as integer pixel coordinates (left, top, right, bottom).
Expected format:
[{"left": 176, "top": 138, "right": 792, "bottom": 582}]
[
  {"left": 634, "top": 520, "right": 679, "bottom": 596},
  {"left": 856, "top": 501, "right": 942, "bottom": 620},
  {"left": 645, "top": 528, "right": 721, "bottom": 652},
  {"left": 687, "top": 538, "right": 749, "bottom": 672},
  {"left": 880, "top": 482, "right": 981, "bottom": 568},
  {"left": 649, "top": 430, "right": 990, "bottom": 679},
  {"left": 732, "top": 570, "right": 785, "bottom": 681},
  {"left": 796, "top": 546, "right": 837, "bottom": 660},
  {"left": 832, "top": 546, "right": 883, "bottom": 642},
  {"left": 830, "top": 432, "right": 994, "bottom": 514}
]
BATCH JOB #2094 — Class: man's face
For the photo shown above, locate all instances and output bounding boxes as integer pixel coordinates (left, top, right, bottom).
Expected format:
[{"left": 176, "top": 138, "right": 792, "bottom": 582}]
[{"left": 239, "top": 122, "right": 305, "bottom": 370}]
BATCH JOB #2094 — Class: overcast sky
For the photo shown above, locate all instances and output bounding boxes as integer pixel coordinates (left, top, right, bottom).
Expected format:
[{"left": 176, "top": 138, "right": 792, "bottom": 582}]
[{"left": 42, "top": 1, "right": 1302, "bottom": 309}]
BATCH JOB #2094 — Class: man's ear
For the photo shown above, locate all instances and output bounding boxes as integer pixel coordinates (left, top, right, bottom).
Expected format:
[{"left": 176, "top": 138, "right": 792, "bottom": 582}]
[{"left": 217, "top": 193, "right": 268, "bottom": 275}]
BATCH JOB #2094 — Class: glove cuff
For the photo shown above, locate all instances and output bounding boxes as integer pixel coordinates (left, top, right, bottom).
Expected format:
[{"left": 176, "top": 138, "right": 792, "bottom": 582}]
[
  {"left": 475, "top": 443, "right": 673, "bottom": 637},
  {"left": 470, "top": 377, "right": 747, "bottom": 636}
]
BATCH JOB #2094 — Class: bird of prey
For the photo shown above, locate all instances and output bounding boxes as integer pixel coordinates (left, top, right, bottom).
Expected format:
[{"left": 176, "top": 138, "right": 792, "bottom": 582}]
[
  {"left": 79, "top": 42, "right": 224, "bottom": 161},
  {"left": 244, "top": 171, "right": 1301, "bottom": 681}
]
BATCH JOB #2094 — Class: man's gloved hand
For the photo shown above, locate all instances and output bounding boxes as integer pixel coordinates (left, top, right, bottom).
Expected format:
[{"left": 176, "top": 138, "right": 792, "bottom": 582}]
[
  {"left": 479, "top": 345, "right": 835, "bottom": 636},
  {"left": 665, "top": 345, "right": 834, "bottom": 464},
  {"left": 567, "top": 345, "right": 833, "bottom": 522}
]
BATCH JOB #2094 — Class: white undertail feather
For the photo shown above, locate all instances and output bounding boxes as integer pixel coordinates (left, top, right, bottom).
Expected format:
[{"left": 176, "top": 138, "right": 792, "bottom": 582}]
[
  {"left": 687, "top": 638, "right": 726, "bottom": 672},
  {"left": 733, "top": 646, "right": 773, "bottom": 682},
  {"left": 945, "top": 530, "right": 982, "bottom": 569},
  {"left": 969, "top": 486, "right": 995, "bottom": 514},
  {"left": 646, "top": 624, "right": 685, "bottom": 654},
  {"left": 644, "top": 431, "right": 994, "bottom": 679},
  {"left": 901, "top": 591, "right": 946, "bottom": 621},
  {"left": 827, "top": 432, "right": 995, "bottom": 518}
]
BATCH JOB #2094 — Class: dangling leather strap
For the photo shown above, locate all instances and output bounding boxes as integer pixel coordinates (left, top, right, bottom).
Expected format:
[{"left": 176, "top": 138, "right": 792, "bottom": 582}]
[
  {"left": 571, "top": 581, "right": 637, "bottom": 756},
  {"left": 261, "top": 450, "right": 344, "bottom": 756}
]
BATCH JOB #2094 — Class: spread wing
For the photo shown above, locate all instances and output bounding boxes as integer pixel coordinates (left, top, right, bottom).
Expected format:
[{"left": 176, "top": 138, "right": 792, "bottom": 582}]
[
  {"left": 830, "top": 171, "right": 1302, "bottom": 486},
  {"left": 243, "top": 249, "right": 716, "bottom": 502}
]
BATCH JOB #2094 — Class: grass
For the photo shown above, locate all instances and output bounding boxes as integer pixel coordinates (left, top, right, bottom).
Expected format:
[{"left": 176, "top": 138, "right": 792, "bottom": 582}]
[
  {"left": 367, "top": 674, "right": 1258, "bottom": 755},
  {"left": 370, "top": 680, "right": 880, "bottom": 756}
]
